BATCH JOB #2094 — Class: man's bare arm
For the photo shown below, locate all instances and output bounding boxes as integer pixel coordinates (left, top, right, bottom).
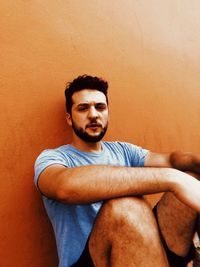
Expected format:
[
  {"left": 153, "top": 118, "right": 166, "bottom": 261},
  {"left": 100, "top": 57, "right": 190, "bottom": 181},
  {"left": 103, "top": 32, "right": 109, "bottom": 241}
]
[
  {"left": 38, "top": 164, "right": 200, "bottom": 212},
  {"left": 145, "top": 151, "right": 200, "bottom": 179},
  {"left": 170, "top": 151, "right": 200, "bottom": 175}
]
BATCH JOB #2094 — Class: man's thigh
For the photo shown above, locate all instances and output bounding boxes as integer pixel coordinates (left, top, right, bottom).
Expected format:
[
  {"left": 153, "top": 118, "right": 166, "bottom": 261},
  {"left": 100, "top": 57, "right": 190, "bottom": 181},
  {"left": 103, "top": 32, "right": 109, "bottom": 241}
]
[
  {"left": 73, "top": 194, "right": 197, "bottom": 267},
  {"left": 155, "top": 192, "right": 197, "bottom": 266},
  {"left": 154, "top": 203, "right": 196, "bottom": 266},
  {"left": 74, "top": 197, "right": 165, "bottom": 267}
]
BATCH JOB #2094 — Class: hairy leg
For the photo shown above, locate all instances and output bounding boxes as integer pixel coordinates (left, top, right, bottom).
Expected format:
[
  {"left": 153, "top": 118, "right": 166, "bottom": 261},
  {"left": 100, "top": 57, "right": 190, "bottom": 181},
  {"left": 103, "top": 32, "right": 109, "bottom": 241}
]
[
  {"left": 89, "top": 196, "right": 169, "bottom": 267},
  {"left": 156, "top": 191, "right": 198, "bottom": 257}
]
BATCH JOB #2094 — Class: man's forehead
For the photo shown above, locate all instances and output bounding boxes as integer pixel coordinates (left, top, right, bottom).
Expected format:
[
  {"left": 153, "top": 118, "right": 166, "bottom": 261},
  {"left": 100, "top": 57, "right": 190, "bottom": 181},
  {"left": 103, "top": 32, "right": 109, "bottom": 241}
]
[{"left": 72, "top": 89, "right": 107, "bottom": 104}]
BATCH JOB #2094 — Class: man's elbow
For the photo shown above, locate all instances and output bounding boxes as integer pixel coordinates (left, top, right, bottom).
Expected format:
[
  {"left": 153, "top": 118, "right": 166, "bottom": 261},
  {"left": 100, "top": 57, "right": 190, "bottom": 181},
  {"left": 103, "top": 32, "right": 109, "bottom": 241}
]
[{"left": 55, "top": 177, "right": 82, "bottom": 204}]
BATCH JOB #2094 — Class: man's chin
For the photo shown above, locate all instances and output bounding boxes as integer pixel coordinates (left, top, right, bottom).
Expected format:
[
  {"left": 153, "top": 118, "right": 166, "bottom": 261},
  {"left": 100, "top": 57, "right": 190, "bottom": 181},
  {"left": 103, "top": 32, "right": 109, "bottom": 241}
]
[
  {"left": 82, "top": 135, "right": 103, "bottom": 143},
  {"left": 71, "top": 122, "right": 107, "bottom": 143},
  {"left": 86, "top": 131, "right": 101, "bottom": 138}
]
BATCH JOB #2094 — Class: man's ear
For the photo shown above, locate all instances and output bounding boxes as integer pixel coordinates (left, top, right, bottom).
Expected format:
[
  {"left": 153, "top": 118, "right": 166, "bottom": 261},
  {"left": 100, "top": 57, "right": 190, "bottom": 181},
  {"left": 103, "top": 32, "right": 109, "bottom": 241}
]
[{"left": 66, "top": 112, "right": 72, "bottom": 126}]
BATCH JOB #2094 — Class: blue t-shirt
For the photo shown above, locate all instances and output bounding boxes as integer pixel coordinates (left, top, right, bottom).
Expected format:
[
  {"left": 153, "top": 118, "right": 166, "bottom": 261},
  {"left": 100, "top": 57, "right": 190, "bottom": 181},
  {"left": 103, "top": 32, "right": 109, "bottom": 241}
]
[{"left": 34, "top": 141, "right": 148, "bottom": 267}]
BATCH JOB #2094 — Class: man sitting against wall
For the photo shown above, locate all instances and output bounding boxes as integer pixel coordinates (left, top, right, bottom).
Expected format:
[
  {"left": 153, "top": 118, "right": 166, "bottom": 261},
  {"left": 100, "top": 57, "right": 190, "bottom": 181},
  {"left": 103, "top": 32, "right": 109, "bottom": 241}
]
[{"left": 34, "top": 75, "right": 200, "bottom": 267}]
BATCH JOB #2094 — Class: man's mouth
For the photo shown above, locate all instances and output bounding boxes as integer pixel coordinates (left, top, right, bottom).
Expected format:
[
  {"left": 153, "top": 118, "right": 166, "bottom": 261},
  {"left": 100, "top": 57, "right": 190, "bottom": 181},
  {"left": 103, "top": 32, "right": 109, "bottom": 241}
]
[{"left": 86, "top": 123, "right": 102, "bottom": 129}]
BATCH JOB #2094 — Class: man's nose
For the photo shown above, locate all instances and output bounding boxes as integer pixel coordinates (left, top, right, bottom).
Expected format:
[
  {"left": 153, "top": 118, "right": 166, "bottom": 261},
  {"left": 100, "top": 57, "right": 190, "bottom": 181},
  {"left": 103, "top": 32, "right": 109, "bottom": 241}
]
[{"left": 88, "top": 106, "right": 98, "bottom": 118}]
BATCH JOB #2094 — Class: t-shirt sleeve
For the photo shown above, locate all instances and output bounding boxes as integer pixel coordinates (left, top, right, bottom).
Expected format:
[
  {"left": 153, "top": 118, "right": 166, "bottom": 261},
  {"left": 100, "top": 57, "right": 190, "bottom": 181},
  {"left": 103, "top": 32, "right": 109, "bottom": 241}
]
[
  {"left": 117, "top": 142, "right": 149, "bottom": 167},
  {"left": 34, "top": 149, "right": 69, "bottom": 191}
]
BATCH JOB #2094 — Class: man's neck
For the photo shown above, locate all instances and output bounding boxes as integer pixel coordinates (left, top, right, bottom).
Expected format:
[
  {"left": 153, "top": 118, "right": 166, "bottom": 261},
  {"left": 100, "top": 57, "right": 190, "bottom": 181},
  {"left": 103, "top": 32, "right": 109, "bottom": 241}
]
[{"left": 71, "top": 135, "right": 102, "bottom": 153}]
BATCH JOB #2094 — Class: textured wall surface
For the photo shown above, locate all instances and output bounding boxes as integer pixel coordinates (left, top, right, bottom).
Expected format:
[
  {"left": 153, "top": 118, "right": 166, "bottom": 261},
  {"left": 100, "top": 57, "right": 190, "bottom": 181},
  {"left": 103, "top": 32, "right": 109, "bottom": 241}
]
[{"left": 1, "top": 1, "right": 200, "bottom": 266}]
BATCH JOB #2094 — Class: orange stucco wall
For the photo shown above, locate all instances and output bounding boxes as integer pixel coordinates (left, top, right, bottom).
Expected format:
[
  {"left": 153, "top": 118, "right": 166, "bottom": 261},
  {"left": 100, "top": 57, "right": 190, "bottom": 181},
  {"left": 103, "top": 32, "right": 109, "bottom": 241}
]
[{"left": 1, "top": 1, "right": 200, "bottom": 266}]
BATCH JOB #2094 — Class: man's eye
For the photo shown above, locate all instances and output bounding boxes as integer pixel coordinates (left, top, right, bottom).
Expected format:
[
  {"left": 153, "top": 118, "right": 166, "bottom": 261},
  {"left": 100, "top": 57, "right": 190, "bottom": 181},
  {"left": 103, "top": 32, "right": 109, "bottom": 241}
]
[
  {"left": 78, "top": 106, "right": 88, "bottom": 111},
  {"left": 96, "top": 104, "right": 107, "bottom": 110}
]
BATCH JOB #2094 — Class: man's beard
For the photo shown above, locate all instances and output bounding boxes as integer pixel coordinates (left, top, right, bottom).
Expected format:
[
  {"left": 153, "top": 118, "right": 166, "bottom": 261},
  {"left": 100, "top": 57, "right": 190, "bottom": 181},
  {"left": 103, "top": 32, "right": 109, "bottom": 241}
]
[{"left": 71, "top": 119, "right": 108, "bottom": 143}]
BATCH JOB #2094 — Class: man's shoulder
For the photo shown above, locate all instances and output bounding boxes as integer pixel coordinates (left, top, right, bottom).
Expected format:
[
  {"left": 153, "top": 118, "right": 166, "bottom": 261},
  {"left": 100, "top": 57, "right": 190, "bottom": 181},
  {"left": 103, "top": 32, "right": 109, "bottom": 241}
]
[
  {"left": 39, "top": 144, "right": 73, "bottom": 155},
  {"left": 35, "top": 144, "right": 74, "bottom": 165},
  {"left": 102, "top": 141, "right": 137, "bottom": 156},
  {"left": 103, "top": 141, "right": 149, "bottom": 158}
]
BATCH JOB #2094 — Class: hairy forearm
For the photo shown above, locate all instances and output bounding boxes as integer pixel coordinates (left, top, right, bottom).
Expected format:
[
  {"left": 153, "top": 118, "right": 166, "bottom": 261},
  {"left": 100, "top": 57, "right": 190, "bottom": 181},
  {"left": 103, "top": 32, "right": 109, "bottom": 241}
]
[{"left": 57, "top": 166, "right": 184, "bottom": 204}]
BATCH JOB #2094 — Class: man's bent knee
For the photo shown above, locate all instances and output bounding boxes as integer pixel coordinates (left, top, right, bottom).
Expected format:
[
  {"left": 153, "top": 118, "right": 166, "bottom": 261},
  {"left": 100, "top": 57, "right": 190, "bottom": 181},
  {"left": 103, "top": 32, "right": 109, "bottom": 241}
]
[
  {"left": 104, "top": 196, "right": 154, "bottom": 226},
  {"left": 90, "top": 196, "right": 159, "bottom": 245},
  {"left": 89, "top": 197, "right": 168, "bottom": 267}
]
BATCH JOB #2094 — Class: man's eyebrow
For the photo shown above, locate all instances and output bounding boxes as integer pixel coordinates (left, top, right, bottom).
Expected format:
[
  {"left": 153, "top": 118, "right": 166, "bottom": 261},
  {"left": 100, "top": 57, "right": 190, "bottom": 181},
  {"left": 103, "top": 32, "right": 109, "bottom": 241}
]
[
  {"left": 76, "top": 102, "right": 107, "bottom": 107},
  {"left": 75, "top": 103, "right": 90, "bottom": 109},
  {"left": 77, "top": 103, "right": 89, "bottom": 106}
]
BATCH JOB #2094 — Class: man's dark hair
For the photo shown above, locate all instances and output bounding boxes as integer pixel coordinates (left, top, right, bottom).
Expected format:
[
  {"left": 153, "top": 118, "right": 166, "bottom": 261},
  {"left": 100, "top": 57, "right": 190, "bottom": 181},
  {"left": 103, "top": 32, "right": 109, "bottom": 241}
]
[{"left": 64, "top": 74, "right": 108, "bottom": 114}]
